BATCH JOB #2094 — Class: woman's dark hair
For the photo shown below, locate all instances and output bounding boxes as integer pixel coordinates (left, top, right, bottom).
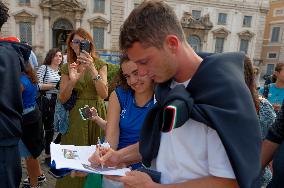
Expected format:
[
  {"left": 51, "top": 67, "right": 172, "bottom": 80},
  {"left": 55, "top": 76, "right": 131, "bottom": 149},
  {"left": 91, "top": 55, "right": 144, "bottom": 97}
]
[
  {"left": 24, "top": 62, "right": 38, "bottom": 84},
  {"left": 108, "top": 55, "right": 131, "bottom": 93},
  {"left": 43, "top": 48, "right": 62, "bottom": 65},
  {"left": 244, "top": 56, "right": 259, "bottom": 111}
]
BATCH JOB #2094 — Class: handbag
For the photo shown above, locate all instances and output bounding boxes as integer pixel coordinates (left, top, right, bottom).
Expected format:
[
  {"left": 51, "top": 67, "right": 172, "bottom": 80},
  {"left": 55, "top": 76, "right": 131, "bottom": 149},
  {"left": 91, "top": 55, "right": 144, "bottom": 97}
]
[
  {"left": 53, "top": 99, "right": 69, "bottom": 135},
  {"left": 53, "top": 90, "right": 77, "bottom": 135}
]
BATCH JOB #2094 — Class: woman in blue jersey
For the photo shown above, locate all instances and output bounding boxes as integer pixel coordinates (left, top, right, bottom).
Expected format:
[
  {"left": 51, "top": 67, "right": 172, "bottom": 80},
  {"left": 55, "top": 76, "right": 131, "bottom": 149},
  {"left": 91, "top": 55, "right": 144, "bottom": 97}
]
[
  {"left": 88, "top": 55, "right": 155, "bottom": 187},
  {"left": 20, "top": 62, "right": 45, "bottom": 188}
]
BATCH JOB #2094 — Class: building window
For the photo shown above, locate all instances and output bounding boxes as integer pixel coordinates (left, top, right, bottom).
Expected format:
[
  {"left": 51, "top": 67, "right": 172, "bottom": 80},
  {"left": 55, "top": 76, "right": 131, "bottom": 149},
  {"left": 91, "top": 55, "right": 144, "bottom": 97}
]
[
  {"left": 274, "top": 9, "right": 284, "bottom": 16},
  {"left": 19, "top": 22, "right": 32, "bottom": 45},
  {"left": 19, "top": 0, "right": 30, "bottom": 4},
  {"left": 218, "top": 13, "right": 227, "bottom": 25},
  {"left": 271, "top": 27, "right": 280, "bottom": 42},
  {"left": 94, "top": 0, "right": 105, "bottom": 13},
  {"left": 188, "top": 35, "right": 201, "bottom": 52},
  {"left": 267, "top": 52, "right": 278, "bottom": 59},
  {"left": 266, "top": 64, "right": 275, "bottom": 75},
  {"left": 239, "top": 39, "right": 249, "bottom": 54},
  {"left": 243, "top": 16, "right": 252, "bottom": 27},
  {"left": 192, "top": 10, "right": 201, "bottom": 20},
  {"left": 215, "top": 37, "right": 224, "bottom": 53},
  {"left": 93, "top": 27, "right": 104, "bottom": 49}
]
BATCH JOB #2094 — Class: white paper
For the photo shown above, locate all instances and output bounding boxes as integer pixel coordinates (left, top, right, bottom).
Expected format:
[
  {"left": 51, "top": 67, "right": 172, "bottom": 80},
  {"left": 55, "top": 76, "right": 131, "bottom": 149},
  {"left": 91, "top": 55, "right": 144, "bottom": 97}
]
[{"left": 50, "top": 143, "right": 130, "bottom": 176}]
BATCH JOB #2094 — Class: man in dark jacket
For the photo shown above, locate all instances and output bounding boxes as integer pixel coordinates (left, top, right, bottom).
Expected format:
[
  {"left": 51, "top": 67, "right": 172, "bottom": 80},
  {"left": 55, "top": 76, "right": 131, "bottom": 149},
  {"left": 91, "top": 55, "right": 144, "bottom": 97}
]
[
  {"left": 0, "top": 2, "right": 31, "bottom": 187},
  {"left": 89, "top": 1, "right": 261, "bottom": 188},
  {"left": 262, "top": 100, "right": 284, "bottom": 188}
]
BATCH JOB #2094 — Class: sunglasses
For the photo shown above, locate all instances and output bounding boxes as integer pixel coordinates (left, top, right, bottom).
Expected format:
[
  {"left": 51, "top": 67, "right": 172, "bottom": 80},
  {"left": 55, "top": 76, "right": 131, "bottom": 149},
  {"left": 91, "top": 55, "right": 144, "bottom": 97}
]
[{"left": 71, "top": 39, "right": 84, "bottom": 45}]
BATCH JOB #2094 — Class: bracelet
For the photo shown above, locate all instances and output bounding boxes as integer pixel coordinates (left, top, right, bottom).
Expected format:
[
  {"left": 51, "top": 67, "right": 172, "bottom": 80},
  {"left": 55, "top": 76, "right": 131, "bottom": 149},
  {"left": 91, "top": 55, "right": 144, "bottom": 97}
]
[{"left": 93, "top": 74, "right": 102, "bottom": 81}]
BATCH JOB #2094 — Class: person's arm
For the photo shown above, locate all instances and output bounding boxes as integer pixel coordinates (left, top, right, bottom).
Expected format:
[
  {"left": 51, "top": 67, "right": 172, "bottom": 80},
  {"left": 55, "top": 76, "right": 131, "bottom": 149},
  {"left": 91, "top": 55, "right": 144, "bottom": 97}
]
[
  {"left": 261, "top": 102, "right": 284, "bottom": 167},
  {"left": 90, "top": 107, "right": 107, "bottom": 130},
  {"left": 58, "top": 74, "right": 75, "bottom": 103},
  {"left": 20, "top": 83, "right": 24, "bottom": 93},
  {"left": 108, "top": 171, "right": 238, "bottom": 188},
  {"left": 59, "top": 63, "right": 83, "bottom": 103},
  {"left": 78, "top": 51, "right": 108, "bottom": 99},
  {"left": 92, "top": 116, "right": 107, "bottom": 130},
  {"left": 261, "top": 139, "right": 279, "bottom": 168},
  {"left": 91, "top": 65, "right": 108, "bottom": 99},
  {"left": 89, "top": 142, "right": 141, "bottom": 167},
  {"left": 105, "top": 91, "right": 121, "bottom": 149}
]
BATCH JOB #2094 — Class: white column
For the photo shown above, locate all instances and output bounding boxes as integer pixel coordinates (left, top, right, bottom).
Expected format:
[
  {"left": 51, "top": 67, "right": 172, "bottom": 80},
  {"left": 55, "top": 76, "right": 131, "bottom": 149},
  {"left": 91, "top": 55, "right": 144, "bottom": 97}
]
[
  {"left": 76, "top": 19, "right": 81, "bottom": 29},
  {"left": 75, "top": 11, "right": 81, "bottom": 29},
  {"left": 44, "top": 18, "right": 49, "bottom": 53},
  {"left": 43, "top": 8, "right": 50, "bottom": 54}
]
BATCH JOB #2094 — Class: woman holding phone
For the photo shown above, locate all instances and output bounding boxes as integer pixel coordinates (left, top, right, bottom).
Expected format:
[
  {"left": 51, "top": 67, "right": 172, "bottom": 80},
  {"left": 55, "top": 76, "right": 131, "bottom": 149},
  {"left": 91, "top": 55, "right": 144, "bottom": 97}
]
[{"left": 56, "top": 28, "right": 108, "bottom": 188}]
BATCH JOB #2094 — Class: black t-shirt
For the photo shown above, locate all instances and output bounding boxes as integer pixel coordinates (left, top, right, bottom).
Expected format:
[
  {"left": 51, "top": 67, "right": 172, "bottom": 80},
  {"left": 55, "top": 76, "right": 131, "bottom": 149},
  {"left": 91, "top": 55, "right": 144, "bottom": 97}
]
[
  {"left": 266, "top": 101, "right": 284, "bottom": 144},
  {"left": 268, "top": 142, "right": 284, "bottom": 188},
  {"left": 0, "top": 41, "right": 31, "bottom": 146}
]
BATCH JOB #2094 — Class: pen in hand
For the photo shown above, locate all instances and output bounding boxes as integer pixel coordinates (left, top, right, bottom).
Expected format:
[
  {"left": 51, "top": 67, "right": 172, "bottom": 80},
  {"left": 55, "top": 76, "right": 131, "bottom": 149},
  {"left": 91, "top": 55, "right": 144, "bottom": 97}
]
[{"left": 97, "top": 137, "right": 104, "bottom": 169}]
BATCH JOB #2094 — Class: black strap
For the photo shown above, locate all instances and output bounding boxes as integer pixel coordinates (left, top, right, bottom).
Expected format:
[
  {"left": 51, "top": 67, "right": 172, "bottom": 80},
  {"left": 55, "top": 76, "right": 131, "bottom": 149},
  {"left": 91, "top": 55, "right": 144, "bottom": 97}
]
[
  {"left": 42, "top": 65, "right": 48, "bottom": 84},
  {"left": 39, "top": 65, "right": 48, "bottom": 95}
]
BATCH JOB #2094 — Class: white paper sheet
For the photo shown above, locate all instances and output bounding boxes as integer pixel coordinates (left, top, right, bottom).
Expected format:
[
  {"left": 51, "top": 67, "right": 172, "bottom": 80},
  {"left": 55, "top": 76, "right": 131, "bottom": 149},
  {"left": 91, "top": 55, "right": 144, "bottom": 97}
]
[{"left": 50, "top": 143, "right": 130, "bottom": 176}]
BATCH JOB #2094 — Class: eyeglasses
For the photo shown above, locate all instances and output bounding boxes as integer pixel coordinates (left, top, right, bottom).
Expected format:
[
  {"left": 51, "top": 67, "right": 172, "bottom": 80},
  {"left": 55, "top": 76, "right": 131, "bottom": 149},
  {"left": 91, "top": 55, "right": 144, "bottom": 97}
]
[{"left": 71, "top": 39, "right": 81, "bottom": 45}]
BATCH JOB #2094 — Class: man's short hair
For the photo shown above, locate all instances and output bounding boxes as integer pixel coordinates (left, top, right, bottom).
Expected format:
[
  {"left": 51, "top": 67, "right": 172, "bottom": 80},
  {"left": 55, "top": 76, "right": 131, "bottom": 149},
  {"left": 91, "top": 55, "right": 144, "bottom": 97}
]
[
  {"left": 119, "top": 0, "right": 185, "bottom": 51},
  {"left": 275, "top": 63, "right": 284, "bottom": 73},
  {"left": 0, "top": 1, "right": 9, "bottom": 31}
]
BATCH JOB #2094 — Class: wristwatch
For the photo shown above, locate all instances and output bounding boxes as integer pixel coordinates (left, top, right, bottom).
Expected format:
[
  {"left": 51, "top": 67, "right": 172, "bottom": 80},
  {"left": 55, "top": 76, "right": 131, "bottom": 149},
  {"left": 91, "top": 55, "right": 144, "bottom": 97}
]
[{"left": 93, "top": 74, "right": 102, "bottom": 81}]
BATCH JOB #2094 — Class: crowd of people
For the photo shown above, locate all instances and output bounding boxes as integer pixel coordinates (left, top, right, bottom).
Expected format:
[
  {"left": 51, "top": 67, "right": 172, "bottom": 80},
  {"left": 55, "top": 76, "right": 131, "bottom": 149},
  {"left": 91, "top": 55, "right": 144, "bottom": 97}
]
[{"left": 0, "top": 1, "right": 284, "bottom": 188}]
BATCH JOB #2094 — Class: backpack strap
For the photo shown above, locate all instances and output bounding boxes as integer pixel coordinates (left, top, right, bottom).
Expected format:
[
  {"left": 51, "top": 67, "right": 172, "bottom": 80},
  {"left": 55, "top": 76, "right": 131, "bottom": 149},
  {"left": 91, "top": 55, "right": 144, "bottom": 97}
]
[{"left": 42, "top": 65, "right": 48, "bottom": 83}]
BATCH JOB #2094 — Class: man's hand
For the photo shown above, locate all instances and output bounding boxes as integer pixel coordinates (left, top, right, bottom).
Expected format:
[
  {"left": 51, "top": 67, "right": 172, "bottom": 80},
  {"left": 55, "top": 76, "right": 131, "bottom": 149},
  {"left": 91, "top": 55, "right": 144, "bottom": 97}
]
[
  {"left": 88, "top": 147, "right": 124, "bottom": 168},
  {"left": 107, "top": 171, "right": 156, "bottom": 188}
]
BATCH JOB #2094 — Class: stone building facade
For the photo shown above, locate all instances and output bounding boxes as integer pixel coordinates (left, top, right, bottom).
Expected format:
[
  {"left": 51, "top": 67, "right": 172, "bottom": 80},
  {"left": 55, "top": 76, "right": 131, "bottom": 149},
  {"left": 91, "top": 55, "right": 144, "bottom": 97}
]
[
  {"left": 1, "top": 0, "right": 269, "bottom": 65},
  {"left": 261, "top": 0, "right": 284, "bottom": 76}
]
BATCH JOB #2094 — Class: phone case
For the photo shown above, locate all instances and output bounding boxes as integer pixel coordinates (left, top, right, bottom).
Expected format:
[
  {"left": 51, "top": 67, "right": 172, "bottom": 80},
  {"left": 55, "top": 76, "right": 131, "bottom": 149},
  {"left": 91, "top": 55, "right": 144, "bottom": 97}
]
[
  {"left": 79, "top": 105, "right": 93, "bottom": 120},
  {"left": 80, "top": 40, "right": 91, "bottom": 53}
]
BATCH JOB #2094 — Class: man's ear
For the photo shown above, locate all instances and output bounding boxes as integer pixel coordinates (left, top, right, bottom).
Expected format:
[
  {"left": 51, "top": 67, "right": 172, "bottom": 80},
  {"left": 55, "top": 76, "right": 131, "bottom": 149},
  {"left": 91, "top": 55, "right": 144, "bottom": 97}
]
[{"left": 165, "top": 35, "right": 179, "bottom": 53}]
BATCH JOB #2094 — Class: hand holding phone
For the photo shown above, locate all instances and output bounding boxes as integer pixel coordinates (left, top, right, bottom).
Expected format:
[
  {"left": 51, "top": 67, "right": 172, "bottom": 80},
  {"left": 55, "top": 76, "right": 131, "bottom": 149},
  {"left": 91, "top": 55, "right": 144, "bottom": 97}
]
[{"left": 79, "top": 105, "right": 93, "bottom": 120}]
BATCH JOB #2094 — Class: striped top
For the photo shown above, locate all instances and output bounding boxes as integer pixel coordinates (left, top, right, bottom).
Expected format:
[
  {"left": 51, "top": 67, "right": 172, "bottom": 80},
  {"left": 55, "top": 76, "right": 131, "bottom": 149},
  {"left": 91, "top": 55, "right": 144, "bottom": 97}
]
[{"left": 37, "top": 65, "right": 60, "bottom": 95}]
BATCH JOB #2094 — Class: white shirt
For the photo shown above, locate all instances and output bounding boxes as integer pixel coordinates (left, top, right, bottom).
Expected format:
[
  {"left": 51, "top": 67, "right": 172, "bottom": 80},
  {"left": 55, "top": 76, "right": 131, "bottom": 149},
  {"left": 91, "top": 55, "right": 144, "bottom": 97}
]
[
  {"left": 151, "top": 79, "right": 235, "bottom": 184},
  {"left": 37, "top": 65, "right": 60, "bottom": 95}
]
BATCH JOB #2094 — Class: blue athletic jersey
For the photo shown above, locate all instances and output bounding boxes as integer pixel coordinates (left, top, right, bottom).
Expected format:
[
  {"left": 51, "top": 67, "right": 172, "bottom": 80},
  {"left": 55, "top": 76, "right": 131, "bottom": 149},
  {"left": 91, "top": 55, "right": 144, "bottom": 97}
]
[
  {"left": 21, "top": 74, "right": 37, "bottom": 109},
  {"left": 115, "top": 86, "right": 154, "bottom": 150},
  {"left": 259, "top": 83, "right": 284, "bottom": 106}
]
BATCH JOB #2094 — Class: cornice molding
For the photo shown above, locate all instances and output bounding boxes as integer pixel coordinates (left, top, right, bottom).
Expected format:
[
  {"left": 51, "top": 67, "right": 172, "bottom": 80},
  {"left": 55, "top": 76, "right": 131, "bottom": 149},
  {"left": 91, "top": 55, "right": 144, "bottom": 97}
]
[
  {"left": 12, "top": 10, "right": 37, "bottom": 24},
  {"left": 238, "top": 30, "right": 255, "bottom": 40},
  {"left": 88, "top": 16, "right": 110, "bottom": 28},
  {"left": 212, "top": 27, "right": 231, "bottom": 38},
  {"left": 181, "top": 12, "right": 213, "bottom": 30}
]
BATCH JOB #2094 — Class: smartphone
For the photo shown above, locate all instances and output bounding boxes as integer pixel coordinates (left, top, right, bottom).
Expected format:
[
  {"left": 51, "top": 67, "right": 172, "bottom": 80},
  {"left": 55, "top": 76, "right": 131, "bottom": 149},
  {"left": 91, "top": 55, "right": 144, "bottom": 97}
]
[
  {"left": 79, "top": 105, "right": 93, "bottom": 120},
  {"left": 48, "top": 168, "right": 72, "bottom": 179},
  {"left": 80, "top": 40, "right": 91, "bottom": 53}
]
